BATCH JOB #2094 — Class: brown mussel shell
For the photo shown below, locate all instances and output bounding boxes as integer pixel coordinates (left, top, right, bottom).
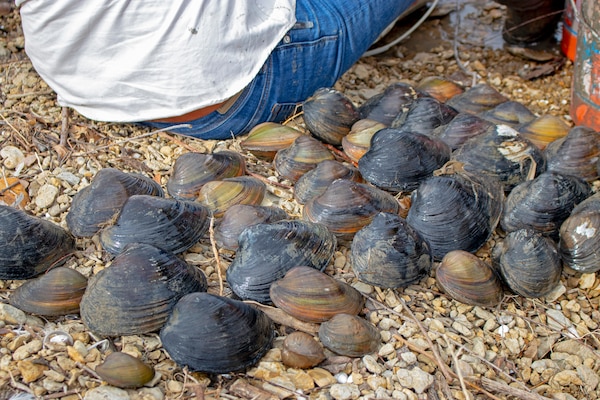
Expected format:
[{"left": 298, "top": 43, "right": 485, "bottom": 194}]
[
  {"left": 240, "top": 122, "right": 305, "bottom": 161},
  {"left": 160, "top": 292, "right": 274, "bottom": 373},
  {"left": 10, "top": 267, "right": 87, "bottom": 316},
  {"left": 100, "top": 195, "right": 210, "bottom": 255},
  {"left": 303, "top": 87, "right": 360, "bottom": 145},
  {"left": 431, "top": 113, "right": 494, "bottom": 151},
  {"left": 0, "top": 205, "right": 75, "bottom": 280},
  {"left": 358, "top": 82, "right": 419, "bottom": 125},
  {"left": 446, "top": 83, "right": 509, "bottom": 114},
  {"left": 478, "top": 100, "right": 536, "bottom": 128},
  {"left": 294, "top": 160, "right": 362, "bottom": 205},
  {"left": 545, "top": 126, "right": 600, "bottom": 183},
  {"left": 227, "top": 219, "right": 336, "bottom": 303},
  {"left": 436, "top": 250, "right": 503, "bottom": 307},
  {"left": 66, "top": 168, "right": 164, "bottom": 237},
  {"left": 80, "top": 243, "right": 207, "bottom": 336},
  {"left": 518, "top": 114, "right": 570, "bottom": 150},
  {"left": 341, "top": 119, "right": 386, "bottom": 163},
  {"left": 318, "top": 313, "right": 380, "bottom": 357},
  {"left": 197, "top": 176, "right": 266, "bottom": 217},
  {"left": 416, "top": 76, "right": 464, "bottom": 103},
  {"left": 391, "top": 96, "right": 458, "bottom": 135},
  {"left": 95, "top": 352, "right": 155, "bottom": 389},
  {"left": 166, "top": 151, "right": 246, "bottom": 200},
  {"left": 270, "top": 266, "right": 364, "bottom": 323},
  {"left": 273, "top": 135, "right": 335, "bottom": 182},
  {"left": 351, "top": 212, "right": 432, "bottom": 288},
  {"left": 281, "top": 331, "right": 326, "bottom": 369}
]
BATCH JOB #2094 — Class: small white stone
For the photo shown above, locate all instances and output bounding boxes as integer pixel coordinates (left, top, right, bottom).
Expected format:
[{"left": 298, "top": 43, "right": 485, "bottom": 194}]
[
  {"left": 35, "top": 184, "right": 59, "bottom": 209},
  {"left": 396, "top": 367, "right": 434, "bottom": 394},
  {"left": 363, "top": 354, "right": 384, "bottom": 374},
  {"left": 84, "top": 386, "right": 131, "bottom": 400},
  {"left": 329, "top": 383, "right": 360, "bottom": 400}
]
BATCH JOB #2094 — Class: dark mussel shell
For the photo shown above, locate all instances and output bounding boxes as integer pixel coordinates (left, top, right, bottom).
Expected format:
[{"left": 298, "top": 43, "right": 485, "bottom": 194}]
[
  {"left": 492, "top": 229, "right": 562, "bottom": 298},
  {"left": 545, "top": 126, "right": 600, "bottom": 183},
  {"left": 431, "top": 113, "right": 494, "bottom": 151},
  {"left": 226, "top": 219, "right": 336, "bottom": 303},
  {"left": 100, "top": 195, "right": 209, "bottom": 255},
  {"left": 351, "top": 212, "right": 432, "bottom": 288},
  {"left": 273, "top": 135, "right": 335, "bottom": 182},
  {"left": 240, "top": 122, "right": 304, "bottom": 161},
  {"left": 303, "top": 87, "right": 360, "bottom": 146},
  {"left": 160, "top": 292, "right": 274, "bottom": 373},
  {"left": 446, "top": 83, "right": 509, "bottom": 115},
  {"left": 294, "top": 160, "right": 362, "bottom": 205},
  {"left": 341, "top": 119, "right": 386, "bottom": 163},
  {"left": 318, "top": 313, "right": 380, "bottom": 357},
  {"left": 415, "top": 76, "right": 464, "bottom": 103},
  {"left": 452, "top": 124, "right": 547, "bottom": 192},
  {"left": 390, "top": 96, "right": 458, "bottom": 135},
  {"left": 95, "top": 352, "right": 155, "bottom": 389},
  {"left": 197, "top": 176, "right": 266, "bottom": 217},
  {"left": 10, "top": 267, "right": 87, "bottom": 316},
  {"left": 303, "top": 179, "right": 400, "bottom": 240},
  {"left": 214, "top": 204, "right": 288, "bottom": 251},
  {"left": 80, "top": 243, "right": 207, "bottom": 336},
  {"left": 518, "top": 114, "right": 570, "bottom": 150},
  {"left": 166, "top": 151, "right": 246, "bottom": 200},
  {"left": 0, "top": 206, "right": 75, "bottom": 280},
  {"left": 501, "top": 171, "right": 591, "bottom": 240},
  {"left": 358, "top": 128, "right": 451, "bottom": 192},
  {"left": 66, "top": 168, "right": 164, "bottom": 237},
  {"left": 358, "top": 82, "right": 419, "bottom": 125},
  {"left": 559, "top": 201, "right": 600, "bottom": 274},
  {"left": 478, "top": 100, "right": 536, "bottom": 128},
  {"left": 406, "top": 170, "right": 504, "bottom": 260}
]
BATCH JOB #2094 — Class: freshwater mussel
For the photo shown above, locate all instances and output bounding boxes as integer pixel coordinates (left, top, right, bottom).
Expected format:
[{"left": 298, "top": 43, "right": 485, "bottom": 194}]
[
  {"left": 274, "top": 135, "right": 335, "bottom": 182},
  {"left": 478, "top": 100, "right": 536, "bottom": 128},
  {"left": 545, "top": 126, "right": 600, "bottom": 183},
  {"left": 95, "top": 352, "right": 155, "bottom": 389},
  {"left": 390, "top": 96, "right": 458, "bottom": 135},
  {"left": 518, "top": 114, "right": 570, "bottom": 150},
  {"left": 341, "top": 119, "right": 386, "bottom": 163},
  {"left": 446, "top": 83, "right": 509, "bottom": 114},
  {"left": 415, "top": 76, "right": 464, "bottom": 103},
  {"left": 358, "top": 82, "right": 419, "bottom": 125},
  {"left": 294, "top": 160, "right": 362, "bottom": 204},
  {"left": 281, "top": 331, "right": 326, "bottom": 369},
  {"left": 318, "top": 313, "right": 380, "bottom": 357},
  {"left": 303, "top": 87, "right": 360, "bottom": 145},
  {"left": 240, "top": 122, "right": 304, "bottom": 161},
  {"left": 197, "top": 175, "right": 266, "bottom": 217},
  {"left": 431, "top": 113, "right": 493, "bottom": 150}
]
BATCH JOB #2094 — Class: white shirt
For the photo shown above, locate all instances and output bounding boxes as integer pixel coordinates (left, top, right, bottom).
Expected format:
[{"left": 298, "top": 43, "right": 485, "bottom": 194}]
[{"left": 16, "top": 0, "right": 296, "bottom": 122}]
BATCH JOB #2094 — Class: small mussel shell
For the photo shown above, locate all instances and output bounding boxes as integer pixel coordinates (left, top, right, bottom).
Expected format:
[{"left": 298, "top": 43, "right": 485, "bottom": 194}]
[
  {"left": 197, "top": 176, "right": 266, "bottom": 218},
  {"left": 351, "top": 212, "right": 432, "bottom": 288},
  {"left": 281, "top": 331, "right": 326, "bottom": 369},
  {"left": 214, "top": 204, "right": 288, "bottom": 250},
  {"left": 478, "top": 100, "right": 536, "bottom": 128},
  {"left": 416, "top": 76, "right": 464, "bottom": 103},
  {"left": 294, "top": 160, "right": 362, "bottom": 205},
  {"left": 100, "top": 195, "right": 210, "bottom": 255},
  {"left": 303, "top": 179, "right": 400, "bottom": 240},
  {"left": 431, "top": 113, "right": 494, "bottom": 151},
  {"left": 270, "top": 266, "right": 364, "bottom": 323},
  {"left": 446, "top": 83, "right": 509, "bottom": 115},
  {"left": 274, "top": 135, "right": 335, "bottom": 182},
  {"left": 95, "top": 352, "right": 155, "bottom": 388},
  {"left": 227, "top": 220, "right": 336, "bottom": 303},
  {"left": 80, "top": 243, "right": 207, "bottom": 336},
  {"left": 0, "top": 206, "right": 75, "bottom": 280},
  {"left": 492, "top": 229, "right": 562, "bottom": 298},
  {"left": 10, "top": 267, "right": 87, "bottom": 316},
  {"left": 66, "top": 168, "right": 164, "bottom": 237},
  {"left": 240, "top": 122, "right": 304, "bottom": 161},
  {"left": 545, "top": 126, "right": 600, "bottom": 183},
  {"left": 341, "top": 119, "right": 386, "bottom": 163},
  {"left": 166, "top": 151, "right": 246, "bottom": 200},
  {"left": 303, "top": 87, "right": 360, "bottom": 145},
  {"left": 358, "top": 82, "right": 419, "bottom": 125},
  {"left": 518, "top": 114, "right": 570, "bottom": 150},
  {"left": 160, "top": 292, "right": 274, "bottom": 373},
  {"left": 318, "top": 313, "right": 380, "bottom": 357},
  {"left": 436, "top": 250, "right": 503, "bottom": 307},
  {"left": 391, "top": 96, "right": 458, "bottom": 135}
]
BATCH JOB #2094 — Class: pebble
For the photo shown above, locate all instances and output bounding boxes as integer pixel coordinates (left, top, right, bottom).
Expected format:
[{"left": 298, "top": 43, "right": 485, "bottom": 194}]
[
  {"left": 576, "top": 364, "right": 599, "bottom": 390},
  {"left": 352, "top": 282, "right": 373, "bottom": 294},
  {"left": 307, "top": 368, "right": 336, "bottom": 387},
  {"left": 35, "top": 183, "right": 59, "bottom": 208},
  {"left": 579, "top": 273, "right": 596, "bottom": 290},
  {"left": 366, "top": 375, "right": 388, "bottom": 391},
  {"left": 0, "top": 145, "right": 25, "bottom": 169},
  {"left": 550, "top": 370, "right": 583, "bottom": 388},
  {"left": 0, "top": 303, "right": 27, "bottom": 324},
  {"left": 84, "top": 386, "right": 131, "bottom": 400},
  {"left": 17, "top": 360, "right": 47, "bottom": 383},
  {"left": 396, "top": 367, "right": 434, "bottom": 394},
  {"left": 378, "top": 343, "right": 395, "bottom": 357},
  {"left": 131, "top": 387, "right": 164, "bottom": 400},
  {"left": 12, "top": 339, "right": 43, "bottom": 361},
  {"left": 57, "top": 171, "right": 81, "bottom": 186},
  {"left": 363, "top": 354, "right": 384, "bottom": 374},
  {"left": 329, "top": 383, "right": 360, "bottom": 400}
]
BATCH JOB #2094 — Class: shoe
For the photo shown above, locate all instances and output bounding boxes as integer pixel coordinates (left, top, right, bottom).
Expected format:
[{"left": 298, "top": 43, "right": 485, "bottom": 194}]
[{"left": 496, "top": 0, "right": 563, "bottom": 46}]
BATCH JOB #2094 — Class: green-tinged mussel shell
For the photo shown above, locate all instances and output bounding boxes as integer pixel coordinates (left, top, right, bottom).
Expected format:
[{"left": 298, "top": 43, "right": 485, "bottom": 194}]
[
  {"left": 197, "top": 176, "right": 266, "bottom": 217},
  {"left": 518, "top": 114, "right": 570, "bottom": 150},
  {"left": 240, "top": 122, "right": 305, "bottom": 161},
  {"left": 479, "top": 100, "right": 536, "bottom": 128},
  {"left": 95, "top": 352, "right": 155, "bottom": 388},
  {"left": 274, "top": 135, "right": 335, "bottom": 182},
  {"left": 446, "top": 84, "right": 509, "bottom": 114}
]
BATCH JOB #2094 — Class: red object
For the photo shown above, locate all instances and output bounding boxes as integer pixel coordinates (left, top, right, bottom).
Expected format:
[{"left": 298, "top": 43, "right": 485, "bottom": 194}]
[{"left": 561, "top": 0, "right": 581, "bottom": 61}]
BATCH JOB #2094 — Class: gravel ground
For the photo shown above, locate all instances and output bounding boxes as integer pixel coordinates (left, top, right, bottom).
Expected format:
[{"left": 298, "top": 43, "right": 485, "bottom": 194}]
[{"left": 1, "top": 1, "right": 599, "bottom": 400}]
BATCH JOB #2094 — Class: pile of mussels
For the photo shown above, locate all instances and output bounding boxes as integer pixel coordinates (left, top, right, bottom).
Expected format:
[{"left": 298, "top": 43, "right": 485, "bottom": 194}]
[{"left": 2, "top": 76, "right": 600, "bottom": 387}]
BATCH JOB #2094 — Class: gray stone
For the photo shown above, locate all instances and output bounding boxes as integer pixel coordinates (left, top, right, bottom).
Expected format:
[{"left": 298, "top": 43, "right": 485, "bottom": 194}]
[
  {"left": 396, "top": 367, "right": 434, "bottom": 394},
  {"left": 35, "top": 184, "right": 59, "bottom": 209},
  {"left": 84, "top": 386, "right": 131, "bottom": 400},
  {"left": 329, "top": 383, "right": 360, "bottom": 400},
  {"left": 0, "top": 303, "right": 27, "bottom": 325}
]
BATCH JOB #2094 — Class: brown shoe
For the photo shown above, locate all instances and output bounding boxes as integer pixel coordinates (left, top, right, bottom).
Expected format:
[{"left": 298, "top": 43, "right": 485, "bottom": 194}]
[{"left": 496, "top": 0, "right": 563, "bottom": 45}]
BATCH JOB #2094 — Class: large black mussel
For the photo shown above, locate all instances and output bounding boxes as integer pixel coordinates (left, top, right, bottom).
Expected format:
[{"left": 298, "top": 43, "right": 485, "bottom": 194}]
[
  {"left": 197, "top": 176, "right": 266, "bottom": 217},
  {"left": 99, "top": 195, "right": 209, "bottom": 255},
  {"left": 478, "top": 100, "right": 536, "bottom": 128},
  {"left": 391, "top": 96, "right": 458, "bottom": 135},
  {"left": 431, "top": 113, "right": 494, "bottom": 151},
  {"left": 303, "top": 87, "right": 360, "bottom": 145},
  {"left": 160, "top": 292, "right": 274, "bottom": 373},
  {"left": 501, "top": 171, "right": 591, "bottom": 240},
  {"left": 341, "top": 119, "right": 386, "bottom": 163},
  {"left": 240, "top": 122, "right": 304, "bottom": 161},
  {"left": 406, "top": 169, "right": 504, "bottom": 260},
  {"left": 294, "top": 160, "right": 362, "bottom": 205},
  {"left": 273, "top": 135, "right": 335, "bottom": 182},
  {"left": 351, "top": 212, "right": 432, "bottom": 288},
  {"left": 303, "top": 179, "right": 400, "bottom": 240},
  {"left": 80, "top": 243, "right": 207, "bottom": 336},
  {"left": 545, "top": 126, "right": 600, "bottom": 183},
  {"left": 446, "top": 83, "right": 509, "bottom": 114},
  {"left": 492, "top": 229, "right": 562, "bottom": 298},
  {"left": 166, "top": 151, "right": 246, "bottom": 200},
  {"left": 358, "top": 128, "right": 451, "bottom": 192},
  {"left": 318, "top": 313, "right": 380, "bottom": 357},
  {"left": 0, "top": 205, "right": 75, "bottom": 280},
  {"left": 415, "top": 76, "right": 464, "bottom": 103},
  {"left": 358, "top": 82, "right": 419, "bottom": 125},
  {"left": 518, "top": 114, "right": 570, "bottom": 150},
  {"left": 66, "top": 168, "right": 164, "bottom": 237},
  {"left": 226, "top": 219, "right": 336, "bottom": 303}
]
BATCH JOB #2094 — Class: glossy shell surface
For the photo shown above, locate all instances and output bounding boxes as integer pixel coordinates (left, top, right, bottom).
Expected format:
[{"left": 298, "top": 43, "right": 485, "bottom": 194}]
[
  {"left": 545, "top": 126, "right": 600, "bottom": 183},
  {"left": 294, "top": 160, "right": 362, "bottom": 205},
  {"left": 240, "top": 122, "right": 304, "bottom": 161},
  {"left": 303, "top": 87, "right": 360, "bottom": 145},
  {"left": 318, "top": 314, "right": 380, "bottom": 357},
  {"left": 281, "top": 331, "right": 326, "bottom": 369},
  {"left": 274, "top": 135, "right": 335, "bottom": 182},
  {"left": 95, "top": 352, "right": 155, "bottom": 389},
  {"left": 197, "top": 176, "right": 266, "bottom": 217}
]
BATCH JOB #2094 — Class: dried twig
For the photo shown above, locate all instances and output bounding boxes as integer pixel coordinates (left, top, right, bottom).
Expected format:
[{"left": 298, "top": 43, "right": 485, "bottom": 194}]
[
  {"left": 243, "top": 300, "right": 320, "bottom": 333},
  {"left": 481, "top": 377, "right": 553, "bottom": 400},
  {"left": 208, "top": 216, "right": 224, "bottom": 296},
  {"left": 246, "top": 170, "right": 292, "bottom": 190},
  {"left": 158, "top": 131, "right": 200, "bottom": 152}
]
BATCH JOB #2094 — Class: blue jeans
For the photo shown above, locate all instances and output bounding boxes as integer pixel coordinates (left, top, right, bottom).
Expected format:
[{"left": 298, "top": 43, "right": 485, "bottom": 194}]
[{"left": 141, "top": 0, "right": 416, "bottom": 139}]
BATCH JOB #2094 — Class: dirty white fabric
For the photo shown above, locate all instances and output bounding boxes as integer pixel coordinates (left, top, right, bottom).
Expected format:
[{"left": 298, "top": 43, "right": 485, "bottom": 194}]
[{"left": 16, "top": 0, "right": 296, "bottom": 122}]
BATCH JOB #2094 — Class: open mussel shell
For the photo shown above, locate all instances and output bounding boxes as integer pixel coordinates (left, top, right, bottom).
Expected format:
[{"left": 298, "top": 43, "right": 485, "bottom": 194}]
[
  {"left": 66, "top": 168, "right": 164, "bottom": 237},
  {"left": 416, "top": 76, "right": 464, "bottom": 103},
  {"left": 10, "top": 267, "right": 87, "bottom": 316},
  {"left": 100, "top": 195, "right": 210, "bottom": 255},
  {"left": 303, "top": 87, "right": 360, "bottom": 145},
  {"left": 240, "top": 122, "right": 304, "bottom": 161},
  {"left": 318, "top": 313, "right": 380, "bottom": 357},
  {"left": 341, "top": 119, "right": 386, "bottom": 163},
  {"left": 518, "top": 114, "right": 570, "bottom": 150},
  {"left": 303, "top": 179, "right": 400, "bottom": 240},
  {"left": 501, "top": 171, "right": 591, "bottom": 240},
  {"left": 0, "top": 205, "right": 75, "bottom": 280},
  {"left": 197, "top": 176, "right": 266, "bottom": 218},
  {"left": 351, "top": 212, "right": 432, "bottom": 288},
  {"left": 274, "top": 135, "right": 335, "bottom": 182},
  {"left": 391, "top": 96, "right": 458, "bottom": 135},
  {"left": 160, "top": 292, "right": 274, "bottom": 373},
  {"left": 545, "top": 126, "right": 600, "bottom": 183},
  {"left": 358, "top": 82, "right": 419, "bottom": 125},
  {"left": 294, "top": 160, "right": 362, "bottom": 205},
  {"left": 358, "top": 128, "right": 451, "bottom": 192},
  {"left": 431, "top": 113, "right": 494, "bottom": 151},
  {"left": 436, "top": 250, "right": 503, "bottom": 307},
  {"left": 80, "top": 243, "right": 207, "bottom": 336},
  {"left": 95, "top": 352, "right": 155, "bottom": 389},
  {"left": 281, "top": 331, "right": 326, "bottom": 369},
  {"left": 166, "top": 151, "right": 246, "bottom": 200},
  {"left": 446, "top": 83, "right": 509, "bottom": 114},
  {"left": 492, "top": 229, "right": 562, "bottom": 298},
  {"left": 270, "top": 266, "right": 364, "bottom": 323},
  {"left": 214, "top": 204, "right": 288, "bottom": 251},
  {"left": 227, "top": 220, "right": 336, "bottom": 303},
  {"left": 478, "top": 100, "right": 536, "bottom": 128}
]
